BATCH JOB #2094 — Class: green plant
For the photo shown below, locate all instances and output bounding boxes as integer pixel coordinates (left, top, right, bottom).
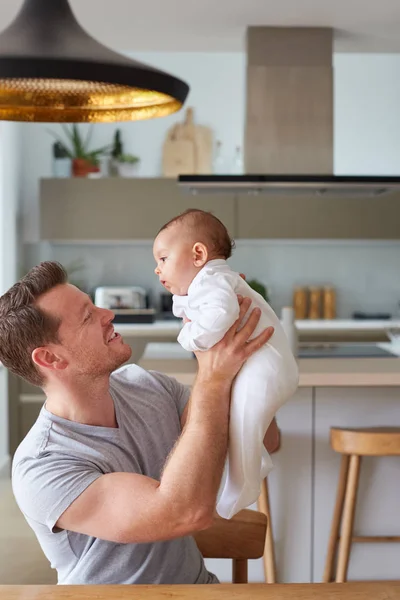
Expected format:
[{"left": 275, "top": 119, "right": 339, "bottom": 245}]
[
  {"left": 247, "top": 278, "right": 269, "bottom": 303},
  {"left": 118, "top": 153, "right": 140, "bottom": 164},
  {"left": 110, "top": 128, "right": 140, "bottom": 164},
  {"left": 52, "top": 141, "right": 69, "bottom": 159},
  {"left": 111, "top": 129, "right": 123, "bottom": 159},
  {"left": 48, "top": 124, "right": 110, "bottom": 166}
]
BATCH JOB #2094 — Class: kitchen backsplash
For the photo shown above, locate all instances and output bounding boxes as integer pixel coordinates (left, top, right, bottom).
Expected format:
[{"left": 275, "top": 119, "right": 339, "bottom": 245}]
[{"left": 24, "top": 239, "right": 400, "bottom": 319}]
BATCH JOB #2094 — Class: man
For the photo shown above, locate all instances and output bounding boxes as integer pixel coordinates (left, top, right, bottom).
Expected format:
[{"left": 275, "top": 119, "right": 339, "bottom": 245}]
[{"left": 0, "top": 261, "right": 278, "bottom": 585}]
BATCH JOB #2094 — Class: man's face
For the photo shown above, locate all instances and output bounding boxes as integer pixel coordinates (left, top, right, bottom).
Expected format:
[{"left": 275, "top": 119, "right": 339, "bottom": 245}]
[{"left": 36, "top": 283, "right": 132, "bottom": 380}]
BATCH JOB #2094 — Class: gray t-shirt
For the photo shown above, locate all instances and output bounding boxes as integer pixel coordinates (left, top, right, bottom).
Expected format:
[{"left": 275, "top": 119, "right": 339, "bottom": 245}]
[{"left": 12, "top": 364, "right": 218, "bottom": 585}]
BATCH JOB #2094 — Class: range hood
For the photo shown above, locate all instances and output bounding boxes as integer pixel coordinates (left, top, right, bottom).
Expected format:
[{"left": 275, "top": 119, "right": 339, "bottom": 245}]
[
  {"left": 178, "top": 175, "right": 400, "bottom": 196},
  {"left": 179, "top": 27, "right": 400, "bottom": 197}
]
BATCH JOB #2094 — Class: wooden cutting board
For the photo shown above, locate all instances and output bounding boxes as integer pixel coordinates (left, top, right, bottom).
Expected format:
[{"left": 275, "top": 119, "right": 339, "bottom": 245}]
[{"left": 162, "top": 107, "right": 213, "bottom": 177}]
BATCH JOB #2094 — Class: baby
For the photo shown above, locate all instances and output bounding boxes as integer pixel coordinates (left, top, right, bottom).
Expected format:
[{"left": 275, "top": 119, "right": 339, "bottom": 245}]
[{"left": 153, "top": 209, "right": 299, "bottom": 519}]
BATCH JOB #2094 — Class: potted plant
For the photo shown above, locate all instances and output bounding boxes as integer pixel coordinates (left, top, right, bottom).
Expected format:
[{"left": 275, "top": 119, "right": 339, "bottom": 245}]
[
  {"left": 109, "top": 129, "right": 123, "bottom": 176},
  {"left": 110, "top": 128, "right": 140, "bottom": 177},
  {"left": 49, "top": 124, "right": 110, "bottom": 177},
  {"left": 116, "top": 153, "right": 140, "bottom": 178}
]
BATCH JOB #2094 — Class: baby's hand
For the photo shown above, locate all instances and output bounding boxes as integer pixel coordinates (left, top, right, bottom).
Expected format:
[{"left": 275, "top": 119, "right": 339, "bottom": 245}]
[{"left": 182, "top": 315, "right": 191, "bottom": 325}]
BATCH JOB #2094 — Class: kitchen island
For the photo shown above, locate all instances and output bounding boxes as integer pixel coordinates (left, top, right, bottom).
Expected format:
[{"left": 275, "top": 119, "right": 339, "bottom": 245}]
[
  {"left": 138, "top": 351, "right": 400, "bottom": 584},
  {"left": 115, "top": 319, "right": 400, "bottom": 363}
]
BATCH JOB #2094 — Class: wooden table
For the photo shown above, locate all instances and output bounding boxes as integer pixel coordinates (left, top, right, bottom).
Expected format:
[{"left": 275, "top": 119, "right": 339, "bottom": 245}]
[{"left": 2, "top": 583, "right": 399, "bottom": 599}]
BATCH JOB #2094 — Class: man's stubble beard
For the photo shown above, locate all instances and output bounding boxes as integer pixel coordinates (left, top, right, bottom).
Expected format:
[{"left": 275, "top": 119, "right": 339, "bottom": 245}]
[{"left": 72, "top": 342, "right": 132, "bottom": 378}]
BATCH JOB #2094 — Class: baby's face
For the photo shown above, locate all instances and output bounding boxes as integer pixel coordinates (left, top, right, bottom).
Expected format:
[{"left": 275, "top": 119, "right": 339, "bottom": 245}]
[{"left": 153, "top": 227, "right": 199, "bottom": 295}]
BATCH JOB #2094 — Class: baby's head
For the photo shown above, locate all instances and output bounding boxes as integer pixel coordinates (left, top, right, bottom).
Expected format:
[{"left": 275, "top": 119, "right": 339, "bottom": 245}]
[{"left": 153, "top": 209, "right": 234, "bottom": 295}]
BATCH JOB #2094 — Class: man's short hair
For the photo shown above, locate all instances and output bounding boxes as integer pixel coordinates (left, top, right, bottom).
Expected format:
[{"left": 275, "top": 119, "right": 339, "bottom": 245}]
[{"left": 0, "top": 261, "right": 67, "bottom": 386}]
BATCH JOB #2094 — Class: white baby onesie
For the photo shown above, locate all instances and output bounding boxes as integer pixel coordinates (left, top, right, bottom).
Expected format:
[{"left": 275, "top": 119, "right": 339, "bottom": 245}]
[{"left": 173, "top": 259, "right": 299, "bottom": 519}]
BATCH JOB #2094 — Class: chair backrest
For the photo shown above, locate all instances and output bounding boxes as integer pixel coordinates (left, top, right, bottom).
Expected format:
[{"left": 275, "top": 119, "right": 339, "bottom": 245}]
[{"left": 193, "top": 508, "right": 267, "bottom": 583}]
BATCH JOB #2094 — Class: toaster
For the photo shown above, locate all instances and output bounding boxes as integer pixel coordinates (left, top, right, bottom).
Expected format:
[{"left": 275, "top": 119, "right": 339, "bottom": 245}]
[{"left": 94, "top": 286, "right": 155, "bottom": 323}]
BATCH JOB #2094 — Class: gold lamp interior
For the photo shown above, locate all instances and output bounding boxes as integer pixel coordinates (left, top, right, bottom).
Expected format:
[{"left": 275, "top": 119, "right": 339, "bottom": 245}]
[{"left": 0, "top": 78, "right": 183, "bottom": 122}]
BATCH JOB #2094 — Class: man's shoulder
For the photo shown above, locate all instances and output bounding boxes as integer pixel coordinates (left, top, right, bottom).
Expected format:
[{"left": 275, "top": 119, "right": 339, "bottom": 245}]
[
  {"left": 12, "top": 410, "right": 53, "bottom": 490},
  {"left": 13, "top": 408, "right": 51, "bottom": 463},
  {"left": 110, "top": 363, "right": 161, "bottom": 389},
  {"left": 110, "top": 364, "right": 178, "bottom": 395}
]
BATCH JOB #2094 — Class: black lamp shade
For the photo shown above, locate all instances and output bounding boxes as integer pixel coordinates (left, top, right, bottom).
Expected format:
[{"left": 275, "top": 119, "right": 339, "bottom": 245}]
[{"left": 0, "top": 0, "right": 190, "bottom": 122}]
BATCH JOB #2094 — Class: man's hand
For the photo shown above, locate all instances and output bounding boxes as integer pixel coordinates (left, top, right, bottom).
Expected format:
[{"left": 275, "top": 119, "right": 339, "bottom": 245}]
[{"left": 195, "top": 296, "right": 274, "bottom": 385}]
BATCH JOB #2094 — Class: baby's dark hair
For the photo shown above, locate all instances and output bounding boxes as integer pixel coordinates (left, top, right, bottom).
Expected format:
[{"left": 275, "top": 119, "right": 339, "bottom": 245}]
[{"left": 158, "top": 209, "right": 235, "bottom": 260}]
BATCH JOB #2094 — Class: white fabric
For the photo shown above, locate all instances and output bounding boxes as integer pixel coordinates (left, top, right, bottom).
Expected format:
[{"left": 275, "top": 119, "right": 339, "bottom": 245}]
[{"left": 173, "top": 259, "right": 299, "bottom": 519}]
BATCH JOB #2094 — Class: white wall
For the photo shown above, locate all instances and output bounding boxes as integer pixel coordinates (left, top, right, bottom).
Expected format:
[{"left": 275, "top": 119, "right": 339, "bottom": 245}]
[
  {"left": 0, "top": 121, "right": 21, "bottom": 473},
  {"left": 334, "top": 54, "right": 400, "bottom": 174}
]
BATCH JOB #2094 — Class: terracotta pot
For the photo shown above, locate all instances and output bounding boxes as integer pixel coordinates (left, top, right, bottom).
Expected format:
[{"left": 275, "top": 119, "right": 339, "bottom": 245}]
[{"left": 72, "top": 158, "right": 100, "bottom": 177}]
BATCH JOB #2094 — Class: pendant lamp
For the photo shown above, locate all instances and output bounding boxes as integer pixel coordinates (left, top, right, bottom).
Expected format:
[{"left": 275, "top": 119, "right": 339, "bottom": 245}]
[{"left": 0, "top": 0, "right": 189, "bottom": 122}]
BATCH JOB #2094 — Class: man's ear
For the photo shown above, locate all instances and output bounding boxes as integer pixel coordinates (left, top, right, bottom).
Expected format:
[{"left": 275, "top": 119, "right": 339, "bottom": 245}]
[
  {"left": 32, "top": 347, "right": 68, "bottom": 373},
  {"left": 192, "top": 242, "right": 208, "bottom": 267}
]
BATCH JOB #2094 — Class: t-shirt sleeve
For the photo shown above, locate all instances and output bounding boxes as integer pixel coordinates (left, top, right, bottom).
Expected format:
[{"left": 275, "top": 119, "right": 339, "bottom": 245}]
[
  {"left": 12, "top": 454, "right": 102, "bottom": 533},
  {"left": 148, "top": 370, "right": 191, "bottom": 418}
]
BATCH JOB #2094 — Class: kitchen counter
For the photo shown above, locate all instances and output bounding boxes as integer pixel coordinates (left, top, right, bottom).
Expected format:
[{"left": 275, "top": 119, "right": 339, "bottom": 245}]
[
  {"left": 138, "top": 352, "right": 400, "bottom": 387},
  {"left": 115, "top": 318, "right": 400, "bottom": 336},
  {"left": 1, "top": 583, "right": 398, "bottom": 600},
  {"left": 115, "top": 319, "right": 399, "bottom": 362},
  {"left": 115, "top": 319, "right": 181, "bottom": 337}
]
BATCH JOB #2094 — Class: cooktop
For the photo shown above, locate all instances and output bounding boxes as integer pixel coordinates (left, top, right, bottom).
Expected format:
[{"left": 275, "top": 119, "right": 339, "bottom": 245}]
[{"left": 299, "top": 344, "right": 394, "bottom": 359}]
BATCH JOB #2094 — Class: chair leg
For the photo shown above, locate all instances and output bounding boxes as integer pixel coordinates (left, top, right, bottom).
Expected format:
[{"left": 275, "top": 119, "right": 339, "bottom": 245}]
[
  {"left": 257, "top": 477, "right": 277, "bottom": 583},
  {"left": 233, "top": 559, "right": 248, "bottom": 583},
  {"left": 335, "top": 454, "right": 361, "bottom": 583},
  {"left": 323, "top": 454, "right": 350, "bottom": 582}
]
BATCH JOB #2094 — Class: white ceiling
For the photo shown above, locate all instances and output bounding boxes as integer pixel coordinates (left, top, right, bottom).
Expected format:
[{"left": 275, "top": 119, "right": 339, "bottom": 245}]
[{"left": 2, "top": 0, "right": 400, "bottom": 53}]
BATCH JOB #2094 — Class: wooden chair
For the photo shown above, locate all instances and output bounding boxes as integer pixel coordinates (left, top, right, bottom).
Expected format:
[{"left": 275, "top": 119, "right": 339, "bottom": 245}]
[
  {"left": 257, "top": 423, "right": 281, "bottom": 583},
  {"left": 324, "top": 427, "right": 400, "bottom": 583},
  {"left": 257, "top": 477, "right": 276, "bottom": 583},
  {"left": 194, "top": 509, "right": 267, "bottom": 583}
]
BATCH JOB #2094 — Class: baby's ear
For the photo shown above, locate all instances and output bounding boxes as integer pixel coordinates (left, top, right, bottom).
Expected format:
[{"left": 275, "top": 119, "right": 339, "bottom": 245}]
[{"left": 192, "top": 242, "right": 208, "bottom": 267}]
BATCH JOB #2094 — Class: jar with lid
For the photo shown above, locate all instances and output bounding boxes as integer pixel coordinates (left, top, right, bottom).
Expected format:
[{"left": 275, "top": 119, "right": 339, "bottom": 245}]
[
  {"left": 308, "top": 287, "right": 322, "bottom": 320},
  {"left": 293, "top": 286, "right": 308, "bottom": 320},
  {"left": 323, "top": 286, "right": 336, "bottom": 319}
]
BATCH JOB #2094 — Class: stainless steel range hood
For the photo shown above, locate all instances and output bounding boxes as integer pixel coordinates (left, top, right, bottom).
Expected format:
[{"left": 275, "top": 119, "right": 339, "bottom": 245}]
[
  {"left": 179, "top": 28, "right": 400, "bottom": 197},
  {"left": 178, "top": 175, "right": 400, "bottom": 196}
]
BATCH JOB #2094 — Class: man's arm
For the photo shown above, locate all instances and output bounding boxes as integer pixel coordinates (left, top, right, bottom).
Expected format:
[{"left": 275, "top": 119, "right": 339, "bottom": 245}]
[
  {"left": 264, "top": 418, "right": 280, "bottom": 454},
  {"left": 181, "top": 409, "right": 280, "bottom": 455},
  {"left": 56, "top": 298, "right": 274, "bottom": 545}
]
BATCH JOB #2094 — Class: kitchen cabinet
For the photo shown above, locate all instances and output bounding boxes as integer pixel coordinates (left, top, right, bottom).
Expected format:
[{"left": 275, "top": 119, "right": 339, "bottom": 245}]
[
  {"left": 40, "top": 178, "right": 400, "bottom": 241},
  {"left": 237, "top": 193, "right": 400, "bottom": 239},
  {"left": 313, "top": 387, "right": 400, "bottom": 582},
  {"left": 40, "top": 178, "right": 236, "bottom": 241}
]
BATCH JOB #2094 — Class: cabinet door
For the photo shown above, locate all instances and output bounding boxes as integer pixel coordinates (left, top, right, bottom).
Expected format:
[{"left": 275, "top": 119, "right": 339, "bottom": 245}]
[
  {"left": 313, "top": 387, "right": 400, "bottom": 582},
  {"left": 237, "top": 193, "right": 400, "bottom": 239},
  {"left": 205, "top": 387, "right": 314, "bottom": 583},
  {"left": 40, "top": 178, "right": 236, "bottom": 240}
]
